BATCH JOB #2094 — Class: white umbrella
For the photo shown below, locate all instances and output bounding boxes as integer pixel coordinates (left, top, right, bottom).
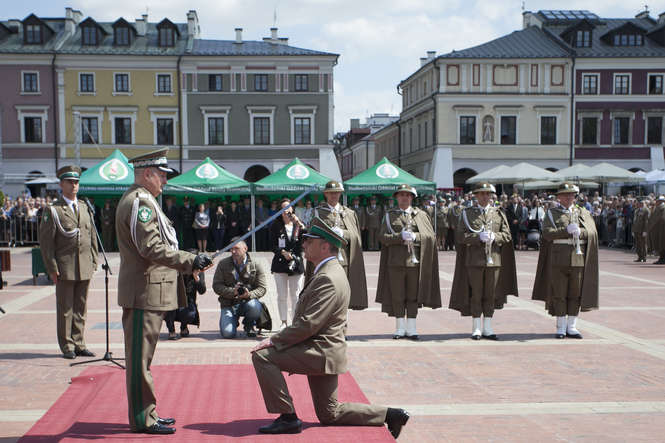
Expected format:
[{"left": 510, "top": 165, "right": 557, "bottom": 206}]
[
  {"left": 645, "top": 169, "right": 665, "bottom": 183},
  {"left": 514, "top": 180, "right": 600, "bottom": 190},
  {"left": 578, "top": 162, "right": 644, "bottom": 183},
  {"left": 552, "top": 163, "right": 592, "bottom": 181},
  {"left": 466, "top": 165, "right": 511, "bottom": 184},
  {"left": 490, "top": 162, "right": 558, "bottom": 184},
  {"left": 24, "top": 176, "right": 59, "bottom": 185}
]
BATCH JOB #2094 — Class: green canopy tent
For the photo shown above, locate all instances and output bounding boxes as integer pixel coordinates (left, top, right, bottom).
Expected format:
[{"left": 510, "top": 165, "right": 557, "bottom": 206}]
[
  {"left": 78, "top": 149, "right": 135, "bottom": 196},
  {"left": 163, "top": 157, "right": 251, "bottom": 202},
  {"left": 253, "top": 158, "right": 332, "bottom": 194},
  {"left": 344, "top": 157, "right": 436, "bottom": 195}
]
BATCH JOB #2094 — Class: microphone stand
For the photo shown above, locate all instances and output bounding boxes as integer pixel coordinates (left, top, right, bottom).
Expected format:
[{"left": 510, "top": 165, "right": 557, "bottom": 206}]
[{"left": 71, "top": 198, "right": 124, "bottom": 369}]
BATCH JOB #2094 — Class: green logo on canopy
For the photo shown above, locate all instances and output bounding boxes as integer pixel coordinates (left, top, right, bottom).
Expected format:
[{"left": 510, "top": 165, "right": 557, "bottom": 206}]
[
  {"left": 99, "top": 159, "right": 129, "bottom": 182},
  {"left": 196, "top": 163, "right": 219, "bottom": 179},
  {"left": 286, "top": 165, "right": 309, "bottom": 180},
  {"left": 376, "top": 164, "right": 399, "bottom": 179},
  {"left": 138, "top": 206, "right": 152, "bottom": 223}
]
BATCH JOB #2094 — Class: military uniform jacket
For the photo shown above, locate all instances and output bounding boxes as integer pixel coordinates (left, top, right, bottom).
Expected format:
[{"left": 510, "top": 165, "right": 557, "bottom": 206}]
[
  {"left": 101, "top": 206, "right": 115, "bottom": 231},
  {"left": 351, "top": 205, "right": 366, "bottom": 230},
  {"left": 532, "top": 205, "right": 599, "bottom": 312},
  {"left": 212, "top": 254, "right": 267, "bottom": 308},
  {"left": 311, "top": 203, "right": 368, "bottom": 310},
  {"left": 647, "top": 203, "right": 665, "bottom": 251},
  {"left": 271, "top": 258, "right": 349, "bottom": 375},
  {"left": 40, "top": 198, "right": 98, "bottom": 281},
  {"left": 116, "top": 185, "right": 195, "bottom": 311},
  {"left": 447, "top": 205, "right": 462, "bottom": 229},
  {"left": 436, "top": 206, "right": 449, "bottom": 233},
  {"left": 365, "top": 205, "right": 383, "bottom": 229},
  {"left": 632, "top": 207, "right": 650, "bottom": 234},
  {"left": 375, "top": 207, "right": 441, "bottom": 315},
  {"left": 448, "top": 206, "right": 518, "bottom": 316}
]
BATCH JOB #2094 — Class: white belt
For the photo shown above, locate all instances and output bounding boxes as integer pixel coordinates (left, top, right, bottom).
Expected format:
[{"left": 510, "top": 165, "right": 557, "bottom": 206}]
[{"left": 553, "top": 239, "right": 587, "bottom": 245}]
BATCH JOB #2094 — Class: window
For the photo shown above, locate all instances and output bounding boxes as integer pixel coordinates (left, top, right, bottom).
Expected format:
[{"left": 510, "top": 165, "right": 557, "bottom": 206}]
[
  {"left": 157, "top": 74, "right": 172, "bottom": 93},
  {"left": 115, "top": 118, "right": 131, "bottom": 144},
  {"left": 253, "top": 117, "right": 270, "bottom": 144},
  {"left": 575, "top": 30, "right": 591, "bottom": 47},
  {"left": 114, "top": 73, "right": 129, "bottom": 92},
  {"left": 295, "top": 74, "right": 308, "bottom": 92},
  {"left": 613, "top": 34, "right": 643, "bottom": 46},
  {"left": 25, "top": 24, "right": 41, "bottom": 44},
  {"left": 22, "top": 72, "right": 39, "bottom": 92},
  {"left": 614, "top": 75, "right": 630, "bottom": 94},
  {"left": 81, "top": 117, "right": 98, "bottom": 144},
  {"left": 613, "top": 117, "right": 630, "bottom": 144},
  {"left": 209, "top": 75, "right": 223, "bottom": 91},
  {"left": 157, "top": 118, "right": 174, "bottom": 145},
  {"left": 81, "top": 26, "right": 97, "bottom": 45},
  {"left": 80, "top": 73, "right": 94, "bottom": 93},
  {"left": 582, "top": 74, "right": 598, "bottom": 94},
  {"left": 114, "top": 26, "right": 130, "bottom": 46},
  {"left": 459, "top": 116, "right": 475, "bottom": 144},
  {"left": 159, "top": 28, "right": 174, "bottom": 47},
  {"left": 500, "top": 116, "right": 517, "bottom": 144},
  {"left": 540, "top": 116, "right": 556, "bottom": 144},
  {"left": 208, "top": 117, "right": 224, "bottom": 145},
  {"left": 254, "top": 74, "right": 268, "bottom": 91},
  {"left": 24, "top": 117, "right": 42, "bottom": 143},
  {"left": 649, "top": 75, "right": 663, "bottom": 95},
  {"left": 581, "top": 117, "right": 598, "bottom": 145},
  {"left": 294, "top": 117, "right": 311, "bottom": 144},
  {"left": 647, "top": 117, "right": 663, "bottom": 145}
]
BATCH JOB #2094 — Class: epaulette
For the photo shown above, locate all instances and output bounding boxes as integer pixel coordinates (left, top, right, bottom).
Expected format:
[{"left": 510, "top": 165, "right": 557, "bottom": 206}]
[{"left": 138, "top": 192, "right": 150, "bottom": 199}]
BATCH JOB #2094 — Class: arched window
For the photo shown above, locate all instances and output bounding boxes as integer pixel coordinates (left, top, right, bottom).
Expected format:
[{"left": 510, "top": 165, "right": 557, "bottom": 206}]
[{"left": 244, "top": 165, "right": 270, "bottom": 183}]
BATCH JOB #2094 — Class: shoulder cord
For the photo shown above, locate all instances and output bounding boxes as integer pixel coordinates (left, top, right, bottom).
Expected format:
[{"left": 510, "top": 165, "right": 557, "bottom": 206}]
[
  {"left": 461, "top": 208, "right": 483, "bottom": 234},
  {"left": 48, "top": 206, "right": 80, "bottom": 240},
  {"left": 130, "top": 196, "right": 179, "bottom": 252},
  {"left": 384, "top": 212, "right": 396, "bottom": 235}
]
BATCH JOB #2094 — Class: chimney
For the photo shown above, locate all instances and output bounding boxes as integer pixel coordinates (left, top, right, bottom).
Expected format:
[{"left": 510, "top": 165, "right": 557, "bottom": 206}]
[
  {"left": 135, "top": 14, "right": 147, "bottom": 36},
  {"left": 64, "top": 7, "right": 76, "bottom": 35},
  {"left": 635, "top": 8, "right": 650, "bottom": 20},
  {"left": 522, "top": 11, "right": 542, "bottom": 29},
  {"left": 235, "top": 27, "right": 242, "bottom": 43},
  {"left": 427, "top": 50, "right": 436, "bottom": 60},
  {"left": 659, "top": 12, "right": 665, "bottom": 24},
  {"left": 10, "top": 19, "right": 21, "bottom": 39},
  {"left": 278, "top": 37, "right": 289, "bottom": 45},
  {"left": 420, "top": 57, "right": 428, "bottom": 66},
  {"left": 71, "top": 9, "right": 83, "bottom": 24},
  {"left": 187, "top": 10, "right": 199, "bottom": 37},
  {"left": 271, "top": 27, "right": 277, "bottom": 39},
  {"left": 350, "top": 119, "right": 360, "bottom": 129}
]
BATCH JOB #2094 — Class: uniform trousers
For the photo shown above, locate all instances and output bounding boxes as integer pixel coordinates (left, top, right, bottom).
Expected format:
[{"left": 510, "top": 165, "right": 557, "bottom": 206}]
[
  {"left": 367, "top": 228, "right": 379, "bottom": 251},
  {"left": 122, "top": 308, "right": 164, "bottom": 431},
  {"left": 635, "top": 235, "right": 647, "bottom": 260},
  {"left": 252, "top": 346, "right": 387, "bottom": 425},
  {"left": 550, "top": 267, "right": 583, "bottom": 316},
  {"left": 387, "top": 267, "right": 420, "bottom": 318},
  {"left": 466, "top": 267, "right": 500, "bottom": 317},
  {"left": 273, "top": 272, "right": 304, "bottom": 323},
  {"left": 55, "top": 279, "right": 90, "bottom": 354}
]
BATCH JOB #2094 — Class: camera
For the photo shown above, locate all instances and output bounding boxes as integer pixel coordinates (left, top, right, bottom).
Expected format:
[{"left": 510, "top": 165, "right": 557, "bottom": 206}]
[
  {"left": 287, "top": 259, "right": 298, "bottom": 275},
  {"left": 237, "top": 284, "right": 248, "bottom": 295}
]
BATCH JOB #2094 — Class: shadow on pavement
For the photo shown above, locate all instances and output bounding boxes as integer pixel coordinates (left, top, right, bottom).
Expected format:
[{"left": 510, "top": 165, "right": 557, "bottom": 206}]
[
  {"left": 0, "top": 352, "right": 61, "bottom": 360},
  {"left": 185, "top": 420, "right": 319, "bottom": 437}
]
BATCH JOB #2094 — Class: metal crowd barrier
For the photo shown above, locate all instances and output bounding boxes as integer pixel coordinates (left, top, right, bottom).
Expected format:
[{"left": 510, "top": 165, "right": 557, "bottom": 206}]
[{"left": 0, "top": 216, "right": 40, "bottom": 247}]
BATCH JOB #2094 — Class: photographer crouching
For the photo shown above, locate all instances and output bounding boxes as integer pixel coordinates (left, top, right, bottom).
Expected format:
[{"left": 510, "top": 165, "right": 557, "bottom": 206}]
[{"left": 212, "top": 239, "right": 267, "bottom": 338}]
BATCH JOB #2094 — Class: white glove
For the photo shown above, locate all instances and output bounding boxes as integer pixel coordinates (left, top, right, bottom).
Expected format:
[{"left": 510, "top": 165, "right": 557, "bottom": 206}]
[
  {"left": 643, "top": 232, "right": 648, "bottom": 237},
  {"left": 566, "top": 223, "right": 580, "bottom": 236},
  {"left": 401, "top": 230, "right": 416, "bottom": 242},
  {"left": 332, "top": 226, "right": 344, "bottom": 237},
  {"left": 489, "top": 231, "right": 496, "bottom": 243},
  {"left": 479, "top": 231, "right": 490, "bottom": 243}
]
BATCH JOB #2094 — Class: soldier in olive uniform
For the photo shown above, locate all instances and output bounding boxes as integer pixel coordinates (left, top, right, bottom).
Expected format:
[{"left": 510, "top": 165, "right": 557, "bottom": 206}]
[
  {"left": 376, "top": 184, "right": 441, "bottom": 339},
  {"left": 436, "top": 198, "right": 449, "bottom": 251},
  {"left": 365, "top": 195, "right": 383, "bottom": 251},
  {"left": 449, "top": 183, "right": 517, "bottom": 340},
  {"left": 40, "top": 165, "right": 98, "bottom": 359},
  {"left": 648, "top": 196, "right": 665, "bottom": 264},
  {"left": 350, "top": 196, "right": 367, "bottom": 249},
  {"left": 532, "top": 183, "right": 599, "bottom": 339},
  {"left": 116, "top": 148, "right": 211, "bottom": 434},
  {"left": 446, "top": 199, "right": 462, "bottom": 251},
  {"left": 312, "top": 181, "right": 368, "bottom": 310},
  {"left": 632, "top": 200, "right": 650, "bottom": 262},
  {"left": 101, "top": 199, "right": 115, "bottom": 252}
]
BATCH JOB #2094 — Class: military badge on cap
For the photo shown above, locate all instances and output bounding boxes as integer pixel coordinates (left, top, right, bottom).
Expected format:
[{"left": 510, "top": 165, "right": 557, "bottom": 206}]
[
  {"left": 137, "top": 206, "right": 153, "bottom": 223},
  {"left": 556, "top": 182, "right": 580, "bottom": 195},
  {"left": 323, "top": 180, "right": 345, "bottom": 193},
  {"left": 57, "top": 165, "right": 82, "bottom": 181},
  {"left": 129, "top": 148, "right": 174, "bottom": 173},
  {"left": 393, "top": 183, "right": 417, "bottom": 197},
  {"left": 471, "top": 182, "right": 496, "bottom": 194}
]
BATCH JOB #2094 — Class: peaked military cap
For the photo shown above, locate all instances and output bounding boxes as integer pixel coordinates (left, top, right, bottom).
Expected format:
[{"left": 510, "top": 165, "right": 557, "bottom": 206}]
[
  {"left": 57, "top": 165, "right": 82, "bottom": 181},
  {"left": 657, "top": 195, "right": 665, "bottom": 202},
  {"left": 304, "top": 216, "right": 348, "bottom": 248},
  {"left": 471, "top": 182, "right": 496, "bottom": 194},
  {"left": 323, "top": 180, "right": 345, "bottom": 193},
  {"left": 393, "top": 183, "right": 417, "bottom": 197},
  {"left": 556, "top": 182, "right": 580, "bottom": 195},
  {"left": 129, "top": 147, "right": 174, "bottom": 173}
]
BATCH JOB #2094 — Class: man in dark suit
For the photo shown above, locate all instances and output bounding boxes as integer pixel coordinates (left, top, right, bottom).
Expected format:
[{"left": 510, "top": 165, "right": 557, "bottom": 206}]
[{"left": 251, "top": 217, "right": 409, "bottom": 438}]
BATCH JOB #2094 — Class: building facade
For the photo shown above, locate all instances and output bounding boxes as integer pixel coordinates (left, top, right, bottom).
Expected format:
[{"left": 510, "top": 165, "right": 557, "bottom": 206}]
[{"left": 0, "top": 8, "right": 339, "bottom": 196}]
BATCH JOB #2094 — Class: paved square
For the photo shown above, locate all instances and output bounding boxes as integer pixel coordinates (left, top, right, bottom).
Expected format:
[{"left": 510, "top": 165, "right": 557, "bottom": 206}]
[{"left": 1, "top": 246, "right": 664, "bottom": 441}]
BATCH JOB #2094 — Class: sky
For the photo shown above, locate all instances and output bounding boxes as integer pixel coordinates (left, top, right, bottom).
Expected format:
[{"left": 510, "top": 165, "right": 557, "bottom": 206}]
[{"left": 4, "top": 0, "right": 665, "bottom": 133}]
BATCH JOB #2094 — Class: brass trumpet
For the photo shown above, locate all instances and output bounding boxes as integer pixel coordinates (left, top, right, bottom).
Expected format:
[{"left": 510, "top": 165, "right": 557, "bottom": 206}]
[
  {"left": 405, "top": 214, "right": 419, "bottom": 265},
  {"left": 484, "top": 220, "right": 494, "bottom": 265},
  {"left": 570, "top": 209, "right": 583, "bottom": 255}
]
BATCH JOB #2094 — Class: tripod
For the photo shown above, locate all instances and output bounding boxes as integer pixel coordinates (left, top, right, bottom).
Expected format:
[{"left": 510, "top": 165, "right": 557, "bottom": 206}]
[{"left": 71, "top": 199, "right": 124, "bottom": 369}]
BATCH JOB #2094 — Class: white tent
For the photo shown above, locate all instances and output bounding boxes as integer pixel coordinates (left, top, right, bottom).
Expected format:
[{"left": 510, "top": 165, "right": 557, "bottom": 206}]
[
  {"left": 576, "top": 162, "right": 644, "bottom": 183},
  {"left": 514, "top": 180, "right": 600, "bottom": 190},
  {"left": 552, "top": 163, "right": 592, "bottom": 181},
  {"left": 645, "top": 169, "right": 665, "bottom": 183},
  {"left": 488, "top": 162, "right": 558, "bottom": 184},
  {"left": 466, "top": 165, "right": 511, "bottom": 184}
]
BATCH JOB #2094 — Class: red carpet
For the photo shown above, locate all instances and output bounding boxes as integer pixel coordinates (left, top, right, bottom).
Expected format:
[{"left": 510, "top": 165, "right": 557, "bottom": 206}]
[{"left": 19, "top": 364, "right": 394, "bottom": 442}]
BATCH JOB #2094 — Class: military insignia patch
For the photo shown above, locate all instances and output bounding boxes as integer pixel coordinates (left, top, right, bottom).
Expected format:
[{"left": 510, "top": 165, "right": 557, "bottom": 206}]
[{"left": 138, "top": 206, "right": 152, "bottom": 223}]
